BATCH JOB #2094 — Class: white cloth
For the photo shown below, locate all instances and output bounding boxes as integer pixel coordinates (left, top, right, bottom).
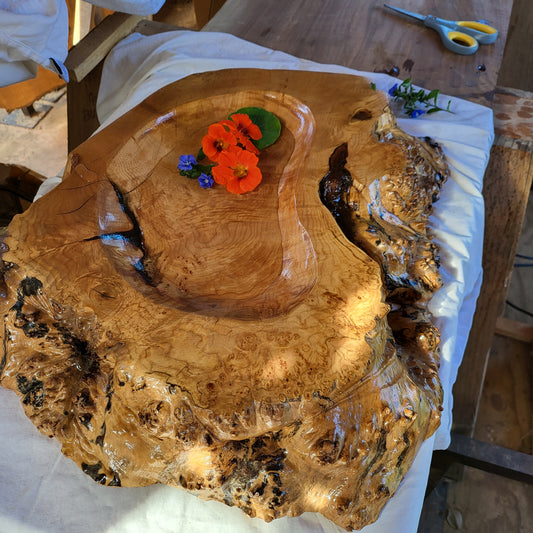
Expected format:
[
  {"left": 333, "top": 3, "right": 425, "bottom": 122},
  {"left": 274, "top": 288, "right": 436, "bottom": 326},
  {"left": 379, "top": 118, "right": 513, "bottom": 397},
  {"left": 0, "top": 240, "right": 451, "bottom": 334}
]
[
  {"left": 2, "top": 30, "right": 493, "bottom": 533},
  {"left": 0, "top": 0, "right": 69, "bottom": 86}
]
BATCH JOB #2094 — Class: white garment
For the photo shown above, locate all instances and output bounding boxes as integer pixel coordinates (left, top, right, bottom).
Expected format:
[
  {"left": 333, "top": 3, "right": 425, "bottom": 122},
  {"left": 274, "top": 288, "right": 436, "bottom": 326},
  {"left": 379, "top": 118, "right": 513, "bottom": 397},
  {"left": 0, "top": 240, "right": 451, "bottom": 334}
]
[{"left": 0, "top": 0, "right": 69, "bottom": 86}]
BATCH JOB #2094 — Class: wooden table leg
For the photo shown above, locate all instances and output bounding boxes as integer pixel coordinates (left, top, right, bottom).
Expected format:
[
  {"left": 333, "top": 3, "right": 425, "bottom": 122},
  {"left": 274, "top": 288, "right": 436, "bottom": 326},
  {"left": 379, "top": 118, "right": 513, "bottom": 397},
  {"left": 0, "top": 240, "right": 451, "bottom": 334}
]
[{"left": 452, "top": 137, "right": 533, "bottom": 437}]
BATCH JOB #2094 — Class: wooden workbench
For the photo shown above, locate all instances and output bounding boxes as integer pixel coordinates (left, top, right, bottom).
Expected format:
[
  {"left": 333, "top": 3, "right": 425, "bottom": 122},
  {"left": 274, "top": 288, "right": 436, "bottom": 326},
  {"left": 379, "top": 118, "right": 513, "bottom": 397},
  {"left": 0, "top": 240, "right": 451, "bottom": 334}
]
[
  {"left": 204, "top": 0, "right": 508, "bottom": 107},
  {"left": 204, "top": 0, "right": 533, "bottom": 441}
]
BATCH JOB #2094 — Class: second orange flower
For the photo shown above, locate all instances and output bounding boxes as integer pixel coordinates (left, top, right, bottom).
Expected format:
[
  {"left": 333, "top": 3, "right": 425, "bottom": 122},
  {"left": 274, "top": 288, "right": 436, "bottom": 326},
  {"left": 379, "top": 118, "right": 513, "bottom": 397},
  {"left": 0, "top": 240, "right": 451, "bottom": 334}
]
[{"left": 212, "top": 146, "right": 262, "bottom": 195}]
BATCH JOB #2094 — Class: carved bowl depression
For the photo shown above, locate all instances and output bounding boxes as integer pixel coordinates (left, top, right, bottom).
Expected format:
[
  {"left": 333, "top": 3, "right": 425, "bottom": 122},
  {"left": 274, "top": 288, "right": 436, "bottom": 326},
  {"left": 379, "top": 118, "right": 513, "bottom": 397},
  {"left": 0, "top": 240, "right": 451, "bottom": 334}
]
[{"left": 0, "top": 69, "right": 447, "bottom": 531}]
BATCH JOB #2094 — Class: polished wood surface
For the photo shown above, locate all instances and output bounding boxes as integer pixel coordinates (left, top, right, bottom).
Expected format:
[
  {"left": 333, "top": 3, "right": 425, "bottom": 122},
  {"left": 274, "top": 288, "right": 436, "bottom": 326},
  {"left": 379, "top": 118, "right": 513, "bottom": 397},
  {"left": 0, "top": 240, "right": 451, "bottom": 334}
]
[
  {"left": 204, "top": 0, "right": 512, "bottom": 107},
  {"left": 1, "top": 69, "right": 447, "bottom": 530}
]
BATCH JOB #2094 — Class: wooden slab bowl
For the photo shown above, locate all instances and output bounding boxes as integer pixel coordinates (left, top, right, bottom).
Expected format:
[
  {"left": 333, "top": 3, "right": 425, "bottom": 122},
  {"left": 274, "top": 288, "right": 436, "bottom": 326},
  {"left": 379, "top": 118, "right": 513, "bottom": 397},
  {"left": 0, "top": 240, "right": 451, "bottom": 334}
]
[{"left": 0, "top": 69, "right": 447, "bottom": 531}]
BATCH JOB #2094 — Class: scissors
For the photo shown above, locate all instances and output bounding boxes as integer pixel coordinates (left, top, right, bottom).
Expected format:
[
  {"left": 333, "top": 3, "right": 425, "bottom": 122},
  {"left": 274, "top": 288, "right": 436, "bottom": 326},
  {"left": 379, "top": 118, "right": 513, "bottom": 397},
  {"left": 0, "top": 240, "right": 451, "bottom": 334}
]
[{"left": 384, "top": 4, "right": 498, "bottom": 55}]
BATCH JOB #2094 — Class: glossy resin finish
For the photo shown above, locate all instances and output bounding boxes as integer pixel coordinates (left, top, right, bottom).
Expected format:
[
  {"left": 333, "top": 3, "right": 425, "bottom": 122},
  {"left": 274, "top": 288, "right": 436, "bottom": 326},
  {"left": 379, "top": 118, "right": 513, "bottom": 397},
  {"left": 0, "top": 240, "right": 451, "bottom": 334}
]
[{"left": 0, "top": 70, "right": 447, "bottom": 531}]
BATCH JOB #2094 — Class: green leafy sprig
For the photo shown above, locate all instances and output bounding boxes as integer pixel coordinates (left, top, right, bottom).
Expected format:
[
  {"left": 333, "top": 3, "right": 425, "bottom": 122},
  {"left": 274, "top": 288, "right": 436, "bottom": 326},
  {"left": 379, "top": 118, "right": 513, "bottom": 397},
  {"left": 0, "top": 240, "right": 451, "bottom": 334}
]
[{"left": 388, "top": 78, "right": 452, "bottom": 118}]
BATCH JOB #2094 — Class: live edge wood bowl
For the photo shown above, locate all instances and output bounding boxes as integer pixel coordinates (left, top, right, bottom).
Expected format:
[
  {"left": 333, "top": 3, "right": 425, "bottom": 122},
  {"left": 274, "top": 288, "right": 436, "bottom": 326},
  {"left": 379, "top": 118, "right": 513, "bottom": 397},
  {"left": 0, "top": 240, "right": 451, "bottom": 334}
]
[{"left": 0, "top": 69, "right": 448, "bottom": 530}]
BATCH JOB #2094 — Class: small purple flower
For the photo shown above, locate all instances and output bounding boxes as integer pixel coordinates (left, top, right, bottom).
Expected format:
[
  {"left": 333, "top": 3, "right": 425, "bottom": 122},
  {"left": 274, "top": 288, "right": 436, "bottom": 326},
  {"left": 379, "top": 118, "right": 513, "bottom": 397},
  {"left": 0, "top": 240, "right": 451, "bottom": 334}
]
[
  {"left": 410, "top": 109, "right": 426, "bottom": 119},
  {"left": 198, "top": 173, "right": 214, "bottom": 189},
  {"left": 388, "top": 83, "right": 399, "bottom": 96},
  {"left": 178, "top": 154, "right": 197, "bottom": 171}
]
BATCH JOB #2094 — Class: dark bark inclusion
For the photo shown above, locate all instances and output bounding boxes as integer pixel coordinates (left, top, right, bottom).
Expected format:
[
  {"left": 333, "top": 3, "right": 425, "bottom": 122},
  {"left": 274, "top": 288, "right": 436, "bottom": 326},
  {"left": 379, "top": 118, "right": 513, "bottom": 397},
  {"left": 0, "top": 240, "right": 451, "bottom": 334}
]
[
  {"left": 319, "top": 139, "right": 445, "bottom": 300},
  {"left": 319, "top": 139, "right": 444, "bottom": 392},
  {"left": 16, "top": 374, "right": 45, "bottom": 408},
  {"left": 3, "top": 277, "right": 114, "bottom": 452},
  {"left": 54, "top": 322, "right": 101, "bottom": 379},
  {"left": 103, "top": 181, "right": 155, "bottom": 286},
  {"left": 319, "top": 143, "right": 438, "bottom": 300},
  {"left": 81, "top": 461, "right": 121, "bottom": 486},
  {"left": 319, "top": 143, "right": 355, "bottom": 239},
  {"left": 1, "top": 322, "right": 8, "bottom": 377},
  {"left": 8, "top": 278, "right": 51, "bottom": 341}
]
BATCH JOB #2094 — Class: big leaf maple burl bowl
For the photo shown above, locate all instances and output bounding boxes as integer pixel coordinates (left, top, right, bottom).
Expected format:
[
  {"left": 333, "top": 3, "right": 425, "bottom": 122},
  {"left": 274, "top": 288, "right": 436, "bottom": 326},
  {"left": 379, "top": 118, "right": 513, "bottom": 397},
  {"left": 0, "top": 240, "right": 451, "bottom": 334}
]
[{"left": 0, "top": 69, "right": 447, "bottom": 531}]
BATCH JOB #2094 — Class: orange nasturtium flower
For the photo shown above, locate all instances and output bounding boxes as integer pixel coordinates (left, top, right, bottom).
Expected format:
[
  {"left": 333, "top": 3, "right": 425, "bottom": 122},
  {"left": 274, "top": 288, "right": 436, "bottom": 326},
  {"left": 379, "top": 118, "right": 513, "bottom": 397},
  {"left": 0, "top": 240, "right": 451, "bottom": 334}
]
[
  {"left": 221, "top": 114, "right": 262, "bottom": 154},
  {"left": 212, "top": 146, "right": 262, "bottom": 194},
  {"left": 202, "top": 123, "right": 237, "bottom": 161}
]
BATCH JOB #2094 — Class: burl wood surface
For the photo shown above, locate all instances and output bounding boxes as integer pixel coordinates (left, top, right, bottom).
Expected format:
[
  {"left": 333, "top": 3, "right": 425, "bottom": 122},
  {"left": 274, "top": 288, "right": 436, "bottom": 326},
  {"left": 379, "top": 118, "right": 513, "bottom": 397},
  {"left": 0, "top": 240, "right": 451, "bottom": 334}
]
[
  {"left": 0, "top": 70, "right": 446, "bottom": 530},
  {"left": 204, "top": 0, "right": 529, "bottom": 452}
]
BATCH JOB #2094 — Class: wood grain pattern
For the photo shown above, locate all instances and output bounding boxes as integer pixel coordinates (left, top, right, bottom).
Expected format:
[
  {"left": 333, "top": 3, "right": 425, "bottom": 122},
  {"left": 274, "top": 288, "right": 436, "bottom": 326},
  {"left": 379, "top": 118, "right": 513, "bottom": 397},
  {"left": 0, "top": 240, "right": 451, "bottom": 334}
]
[
  {"left": 64, "top": 12, "right": 142, "bottom": 83},
  {"left": 204, "top": 0, "right": 513, "bottom": 106},
  {"left": 1, "top": 70, "right": 447, "bottom": 530},
  {"left": 497, "top": 0, "right": 533, "bottom": 93},
  {"left": 495, "top": 317, "right": 533, "bottom": 345},
  {"left": 452, "top": 81, "right": 533, "bottom": 438},
  {"left": 203, "top": 0, "right": 526, "bottom": 444},
  {"left": 475, "top": 334, "right": 532, "bottom": 454}
]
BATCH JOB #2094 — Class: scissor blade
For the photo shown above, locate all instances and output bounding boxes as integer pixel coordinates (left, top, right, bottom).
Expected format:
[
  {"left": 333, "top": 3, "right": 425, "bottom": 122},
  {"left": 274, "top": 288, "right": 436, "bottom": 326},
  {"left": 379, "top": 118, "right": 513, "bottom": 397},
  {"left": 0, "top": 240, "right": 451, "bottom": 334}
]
[{"left": 384, "top": 4, "right": 426, "bottom": 23}]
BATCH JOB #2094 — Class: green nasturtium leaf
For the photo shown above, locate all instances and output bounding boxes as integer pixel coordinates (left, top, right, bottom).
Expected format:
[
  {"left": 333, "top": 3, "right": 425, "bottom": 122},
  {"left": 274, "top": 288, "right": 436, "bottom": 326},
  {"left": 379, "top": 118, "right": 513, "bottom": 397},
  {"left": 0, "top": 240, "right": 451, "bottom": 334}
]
[
  {"left": 230, "top": 107, "right": 281, "bottom": 150},
  {"left": 196, "top": 147, "right": 206, "bottom": 161}
]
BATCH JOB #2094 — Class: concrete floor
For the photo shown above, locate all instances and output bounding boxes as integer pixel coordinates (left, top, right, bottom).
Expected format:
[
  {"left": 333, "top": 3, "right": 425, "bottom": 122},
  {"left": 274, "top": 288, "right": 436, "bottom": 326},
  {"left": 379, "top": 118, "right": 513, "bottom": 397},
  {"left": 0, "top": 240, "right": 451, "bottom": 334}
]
[{"left": 0, "top": 91, "right": 67, "bottom": 179}]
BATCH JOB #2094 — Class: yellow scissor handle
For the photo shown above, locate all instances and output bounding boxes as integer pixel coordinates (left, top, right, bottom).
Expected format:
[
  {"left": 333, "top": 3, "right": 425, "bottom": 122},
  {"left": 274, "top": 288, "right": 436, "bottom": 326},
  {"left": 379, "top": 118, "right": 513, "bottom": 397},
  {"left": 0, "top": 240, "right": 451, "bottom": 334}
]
[
  {"left": 447, "top": 30, "right": 478, "bottom": 49},
  {"left": 425, "top": 17, "right": 479, "bottom": 54},
  {"left": 454, "top": 20, "right": 498, "bottom": 44}
]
